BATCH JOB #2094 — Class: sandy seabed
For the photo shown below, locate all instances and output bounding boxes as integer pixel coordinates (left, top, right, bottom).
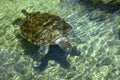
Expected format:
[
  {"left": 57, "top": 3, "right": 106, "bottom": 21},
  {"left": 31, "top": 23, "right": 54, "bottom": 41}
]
[{"left": 0, "top": 0, "right": 120, "bottom": 80}]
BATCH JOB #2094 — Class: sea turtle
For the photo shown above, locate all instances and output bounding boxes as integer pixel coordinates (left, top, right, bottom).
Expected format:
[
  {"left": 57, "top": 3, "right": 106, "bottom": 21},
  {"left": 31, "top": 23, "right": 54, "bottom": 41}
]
[{"left": 14, "top": 9, "right": 80, "bottom": 67}]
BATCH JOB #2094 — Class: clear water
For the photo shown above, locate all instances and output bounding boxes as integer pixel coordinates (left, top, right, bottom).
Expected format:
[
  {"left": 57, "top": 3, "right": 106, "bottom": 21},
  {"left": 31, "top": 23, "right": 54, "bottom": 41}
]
[{"left": 0, "top": 0, "right": 120, "bottom": 80}]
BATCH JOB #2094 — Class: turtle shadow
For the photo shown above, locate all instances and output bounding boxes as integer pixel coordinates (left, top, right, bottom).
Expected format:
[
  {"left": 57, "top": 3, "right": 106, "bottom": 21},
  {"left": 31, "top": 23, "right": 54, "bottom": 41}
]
[
  {"left": 16, "top": 33, "right": 80, "bottom": 72},
  {"left": 15, "top": 34, "right": 39, "bottom": 55},
  {"left": 35, "top": 45, "right": 70, "bottom": 72},
  {"left": 33, "top": 45, "right": 80, "bottom": 72}
]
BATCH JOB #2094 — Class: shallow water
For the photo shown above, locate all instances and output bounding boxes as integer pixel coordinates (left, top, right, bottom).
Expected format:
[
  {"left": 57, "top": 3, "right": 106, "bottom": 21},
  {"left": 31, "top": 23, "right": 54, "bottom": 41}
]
[{"left": 0, "top": 0, "right": 120, "bottom": 80}]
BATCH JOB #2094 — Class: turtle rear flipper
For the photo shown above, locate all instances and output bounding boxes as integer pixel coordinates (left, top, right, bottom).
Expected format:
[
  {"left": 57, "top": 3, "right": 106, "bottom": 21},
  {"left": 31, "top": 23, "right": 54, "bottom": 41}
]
[
  {"left": 12, "top": 18, "right": 23, "bottom": 26},
  {"left": 32, "top": 42, "right": 49, "bottom": 67},
  {"left": 21, "top": 9, "right": 29, "bottom": 16},
  {"left": 38, "top": 42, "right": 49, "bottom": 59}
]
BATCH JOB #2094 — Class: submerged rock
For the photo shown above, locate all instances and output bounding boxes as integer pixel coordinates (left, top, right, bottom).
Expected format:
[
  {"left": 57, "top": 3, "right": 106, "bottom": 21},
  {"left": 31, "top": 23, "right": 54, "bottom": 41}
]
[{"left": 90, "top": 0, "right": 120, "bottom": 4}]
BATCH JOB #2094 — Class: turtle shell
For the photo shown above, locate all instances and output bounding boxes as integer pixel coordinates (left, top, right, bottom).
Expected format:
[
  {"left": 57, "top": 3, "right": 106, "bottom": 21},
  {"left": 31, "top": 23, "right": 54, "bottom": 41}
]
[{"left": 19, "top": 9, "right": 73, "bottom": 45}]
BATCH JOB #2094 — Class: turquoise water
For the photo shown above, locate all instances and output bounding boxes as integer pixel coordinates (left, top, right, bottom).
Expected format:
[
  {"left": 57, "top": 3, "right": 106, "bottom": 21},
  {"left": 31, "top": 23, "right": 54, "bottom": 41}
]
[{"left": 0, "top": 0, "right": 120, "bottom": 80}]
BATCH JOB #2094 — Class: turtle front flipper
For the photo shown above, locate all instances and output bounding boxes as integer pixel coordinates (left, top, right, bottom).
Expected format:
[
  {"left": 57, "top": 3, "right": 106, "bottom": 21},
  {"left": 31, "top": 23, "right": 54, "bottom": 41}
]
[
  {"left": 33, "top": 42, "right": 49, "bottom": 68},
  {"left": 55, "top": 37, "right": 72, "bottom": 53}
]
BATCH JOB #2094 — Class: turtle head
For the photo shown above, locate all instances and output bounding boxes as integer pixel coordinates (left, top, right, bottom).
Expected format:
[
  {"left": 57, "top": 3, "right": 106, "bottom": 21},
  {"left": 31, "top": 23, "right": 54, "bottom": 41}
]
[{"left": 55, "top": 37, "right": 72, "bottom": 53}]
